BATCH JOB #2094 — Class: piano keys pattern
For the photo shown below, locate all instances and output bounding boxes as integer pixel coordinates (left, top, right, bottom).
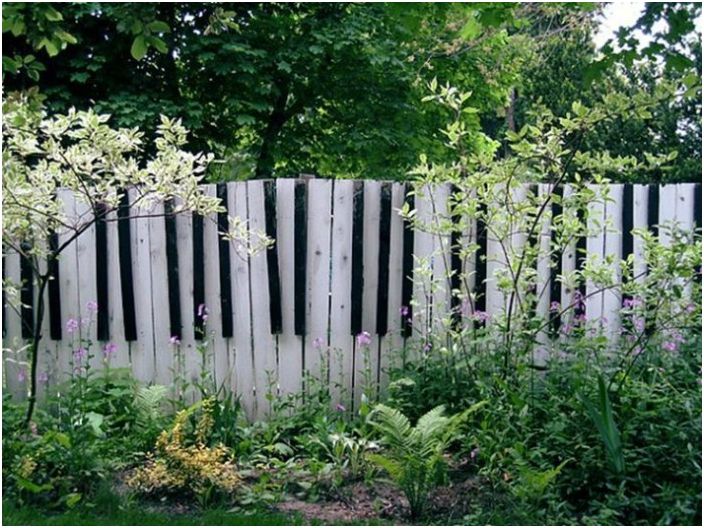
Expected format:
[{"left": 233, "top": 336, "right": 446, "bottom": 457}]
[{"left": 2, "top": 181, "right": 701, "bottom": 419}]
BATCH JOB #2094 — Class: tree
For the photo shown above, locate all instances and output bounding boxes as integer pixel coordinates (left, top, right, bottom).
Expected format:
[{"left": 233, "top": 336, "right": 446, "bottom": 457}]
[{"left": 2, "top": 93, "right": 266, "bottom": 426}]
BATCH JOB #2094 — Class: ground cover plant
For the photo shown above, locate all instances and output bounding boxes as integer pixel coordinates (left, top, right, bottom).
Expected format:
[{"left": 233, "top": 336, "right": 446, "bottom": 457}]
[{"left": 2, "top": 2, "right": 702, "bottom": 526}]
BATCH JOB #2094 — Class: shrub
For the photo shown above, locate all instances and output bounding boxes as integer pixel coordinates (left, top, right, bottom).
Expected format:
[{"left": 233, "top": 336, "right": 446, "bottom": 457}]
[{"left": 126, "top": 397, "right": 239, "bottom": 507}]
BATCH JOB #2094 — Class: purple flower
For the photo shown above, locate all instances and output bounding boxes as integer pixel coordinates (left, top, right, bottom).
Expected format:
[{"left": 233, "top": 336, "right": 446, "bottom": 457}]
[
  {"left": 17, "top": 368, "right": 26, "bottom": 383},
  {"left": 66, "top": 318, "right": 79, "bottom": 334},
  {"left": 662, "top": 341, "right": 678, "bottom": 352},
  {"left": 169, "top": 335, "right": 181, "bottom": 345},
  {"left": 38, "top": 371, "right": 49, "bottom": 384},
  {"left": 313, "top": 337, "right": 325, "bottom": 350},
  {"left": 336, "top": 403, "right": 346, "bottom": 412},
  {"left": 685, "top": 303, "right": 696, "bottom": 314},
  {"left": 73, "top": 347, "right": 88, "bottom": 363},
  {"left": 356, "top": 331, "right": 372, "bottom": 348},
  {"left": 550, "top": 301, "right": 561, "bottom": 312},
  {"left": 399, "top": 305, "right": 409, "bottom": 317},
  {"left": 103, "top": 342, "right": 118, "bottom": 358},
  {"left": 472, "top": 310, "right": 490, "bottom": 323},
  {"left": 86, "top": 300, "right": 99, "bottom": 312},
  {"left": 423, "top": 341, "right": 433, "bottom": 353},
  {"left": 197, "top": 303, "right": 209, "bottom": 322}
]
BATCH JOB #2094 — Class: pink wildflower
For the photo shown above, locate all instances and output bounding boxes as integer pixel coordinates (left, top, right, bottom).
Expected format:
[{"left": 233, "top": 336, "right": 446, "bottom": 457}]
[
  {"left": 86, "top": 300, "right": 99, "bottom": 312},
  {"left": 66, "top": 318, "right": 79, "bottom": 334},
  {"left": 356, "top": 331, "right": 372, "bottom": 348},
  {"left": 104, "top": 342, "right": 118, "bottom": 358},
  {"left": 169, "top": 335, "right": 181, "bottom": 345}
]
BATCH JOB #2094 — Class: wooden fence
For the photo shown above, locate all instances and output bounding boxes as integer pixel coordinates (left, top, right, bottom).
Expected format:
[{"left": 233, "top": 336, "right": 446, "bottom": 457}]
[{"left": 2, "top": 180, "right": 701, "bottom": 419}]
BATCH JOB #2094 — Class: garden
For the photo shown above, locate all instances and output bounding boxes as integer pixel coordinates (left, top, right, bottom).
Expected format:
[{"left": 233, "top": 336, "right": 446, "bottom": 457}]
[{"left": 2, "top": 3, "right": 702, "bottom": 526}]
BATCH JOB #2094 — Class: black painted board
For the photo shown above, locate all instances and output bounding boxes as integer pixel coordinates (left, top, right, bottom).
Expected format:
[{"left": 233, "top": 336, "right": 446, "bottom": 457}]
[
  {"left": 449, "top": 185, "right": 463, "bottom": 328},
  {"left": 400, "top": 187, "right": 415, "bottom": 337},
  {"left": 376, "top": 183, "right": 392, "bottom": 336},
  {"left": 192, "top": 212, "right": 206, "bottom": 340},
  {"left": 549, "top": 185, "right": 564, "bottom": 337},
  {"left": 47, "top": 233, "right": 62, "bottom": 340},
  {"left": 350, "top": 181, "right": 365, "bottom": 336},
  {"left": 217, "top": 184, "right": 234, "bottom": 337},
  {"left": 95, "top": 204, "right": 109, "bottom": 341},
  {"left": 117, "top": 192, "right": 137, "bottom": 341},
  {"left": 474, "top": 199, "right": 488, "bottom": 316},
  {"left": 293, "top": 181, "right": 307, "bottom": 336},
  {"left": 164, "top": 200, "right": 183, "bottom": 339},
  {"left": 20, "top": 254, "right": 33, "bottom": 338}
]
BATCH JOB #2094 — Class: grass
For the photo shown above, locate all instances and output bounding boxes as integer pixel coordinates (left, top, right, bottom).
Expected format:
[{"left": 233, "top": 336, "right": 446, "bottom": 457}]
[{"left": 2, "top": 500, "right": 302, "bottom": 526}]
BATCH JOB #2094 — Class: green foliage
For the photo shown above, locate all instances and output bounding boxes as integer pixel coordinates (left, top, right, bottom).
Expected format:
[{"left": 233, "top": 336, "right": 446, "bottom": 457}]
[
  {"left": 366, "top": 403, "right": 484, "bottom": 519},
  {"left": 581, "top": 375, "right": 624, "bottom": 475}
]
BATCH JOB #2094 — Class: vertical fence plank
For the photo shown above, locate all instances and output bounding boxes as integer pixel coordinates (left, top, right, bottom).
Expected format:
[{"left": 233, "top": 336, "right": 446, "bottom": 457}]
[
  {"left": 603, "top": 184, "right": 623, "bottom": 341},
  {"left": 3, "top": 250, "right": 25, "bottom": 398},
  {"left": 74, "top": 199, "right": 99, "bottom": 372},
  {"left": 585, "top": 184, "right": 606, "bottom": 327},
  {"left": 201, "top": 185, "right": 228, "bottom": 393},
  {"left": 329, "top": 180, "right": 355, "bottom": 408},
  {"left": 430, "top": 184, "right": 452, "bottom": 330},
  {"left": 676, "top": 183, "right": 696, "bottom": 297},
  {"left": 633, "top": 184, "right": 650, "bottom": 286},
  {"left": 174, "top": 202, "right": 198, "bottom": 402},
  {"left": 247, "top": 181, "right": 279, "bottom": 419},
  {"left": 559, "top": 184, "right": 579, "bottom": 333},
  {"left": 229, "top": 183, "right": 255, "bottom": 418},
  {"left": 276, "top": 178, "right": 303, "bottom": 397},
  {"left": 305, "top": 180, "right": 333, "bottom": 385},
  {"left": 129, "top": 189, "right": 155, "bottom": 383},
  {"left": 36, "top": 251, "right": 57, "bottom": 400},
  {"left": 378, "top": 182, "right": 406, "bottom": 390},
  {"left": 658, "top": 184, "right": 677, "bottom": 247},
  {"left": 105, "top": 209, "right": 130, "bottom": 369},
  {"left": 535, "top": 184, "right": 553, "bottom": 357},
  {"left": 56, "top": 189, "right": 80, "bottom": 384},
  {"left": 356, "top": 180, "right": 381, "bottom": 405},
  {"left": 411, "top": 184, "right": 435, "bottom": 344}
]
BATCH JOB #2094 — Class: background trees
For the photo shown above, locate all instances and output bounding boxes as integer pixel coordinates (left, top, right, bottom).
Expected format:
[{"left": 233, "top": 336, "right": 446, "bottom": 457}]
[{"left": 2, "top": 2, "right": 701, "bottom": 181}]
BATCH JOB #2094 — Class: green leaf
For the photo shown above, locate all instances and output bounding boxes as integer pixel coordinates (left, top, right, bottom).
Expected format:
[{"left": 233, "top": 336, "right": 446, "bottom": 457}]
[
  {"left": 130, "top": 35, "right": 148, "bottom": 60},
  {"left": 148, "top": 36, "right": 168, "bottom": 54},
  {"left": 65, "top": 492, "right": 82, "bottom": 508},
  {"left": 15, "top": 476, "right": 53, "bottom": 494},
  {"left": 43, "top": 6, "right": 63, "bottom": 22},
  {"left": 147, "top": 20, "right": 171, "bottom": 33},
  {"left": 460, "top": 17, "right": 482, "bottom": 40}
]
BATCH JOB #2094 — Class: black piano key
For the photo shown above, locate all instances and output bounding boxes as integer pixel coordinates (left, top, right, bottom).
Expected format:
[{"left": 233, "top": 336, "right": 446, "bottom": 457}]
[
  {"left": 20, "top": 253, "right": 33, "bottom": 339},
  {"left": 401, "top": 187, "right": 415, "bottom": 337},
  {"left": 474, "top": 199, "right": 488, "bottom": 317},
  {"left": 263, "top": 181, "right": 283, "bottom": 335},
  {"left": 449, "top": 184, "right": 463, "bottom": 328},
  {"left": 117, "top": 192, "right": 137, "bottom": 341},
  {"left": 292, "top": 181, "right": 307, "bottom": 336},
  {"left": 350, "top": 180, "right": 364, "bottom": 336},
  {"left": 95, "top": 204, "right": 109, "bottom": 341},
  {"left": 376, "top": 183, "right": 392, "bottom": 336},
  {"left": 47, "top": 232, "right": 62, "bottom": 340},
  {"left": 525, "top": 185, "right": 539, "bottom": 320},
  {"left": 693, "top": 183, "right": 701, "bottom": 284},
  {"left": 164, "top": 199, "right": 183, "bottom": 339},
  {"left": 575, "top": 200, "right": 587, "bottom": 307},
  {"left": 192, "top": 212, "right": 205, "bottom": 340},
  {"left": 621, "top": 184, "right": 634, "bottom": 290},
  {"left": 647, "top": 184, "right": 659, "bottom": 238},
  {"left": 549, "top": 185, "right": 563, "bottom": 337},
  {"left": 217, "top": 184, "right": 234, "bottom": 338}
]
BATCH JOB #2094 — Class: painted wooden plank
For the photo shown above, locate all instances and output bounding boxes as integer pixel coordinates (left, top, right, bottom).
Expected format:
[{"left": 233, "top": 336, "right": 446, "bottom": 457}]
[
  {"left": 329, "top": 180, "right": 355, "bottom": 408},
  {"left": 174, "top": 201, "right": 199, "bottom": 403},
  {"left": 534, "top": 184, "right": 553, "bottom": 356},
  {"left": 105, "top": 208, "right": 130, "bottom": 369},
  {"left": 400, "top": 188, "right": 415, "bottom": 338},
  {"left": 356, "top": 180, "right": 381, "bottom": 405},
  {"left": 658, "top": 184, "right": 677, "bottom": 247},
  {"left": 47, "top": 232, "right": 62, "bottom": 341},
  {"left": 633, "top": 184, "right": 650, "bottom": 286},
  {"left": 507, "top": 184, "right": 529, "bottom": 320},
  {"left": 602, "top": 184, "right": 623, "bottom": 341},
  {"left": 485, "top": 184, "right": 506, "bottom": 320},
  {"left": 379, "top": 182, "right": 406, "bottom": 392},
  {"left": 676, "top": 183, "right": 696, "bottom": 297},
  {"left": 128, "top": 188, "right": 155, "bottom": 383},
  {"left": 411, "top": 184, "right": 435, "bottom": 344},
  {"left": 305, "top": 180, "right": 333, "bottom": 385},
  {"left": 217, "top": 184, "right": 235, "bottom": 339},
  {"left": 229, "top": 183, "right": 255, "bottom": 418},
  {"left": 584, "top": 184, "right": 606, "bottom": 327},
  {"left": 74, "top": 199, "right": 100, "bottom": 372},
  {"left": 95, "top": 206, "right": 110, "bottom": 342},
  {"left": 202, "top": 185, "right": 229, "bottom": 394},
  {"left": 276, "top": 178, "right": 303, "bottom": 397},
  {"left": 56, "top": 189, "right": 81, "bottom": 384},
  {"left": 247, "top": 181, "right": 279, "bottom": 419},
  {"left": 3, "top": 249, "right": 25, "bottom": 398},
  {"left": 35, "top": 250, "right": 57, "bottom": 400},
  {"left": 430, "top": 183, "right": 452, "bottom": 331}
]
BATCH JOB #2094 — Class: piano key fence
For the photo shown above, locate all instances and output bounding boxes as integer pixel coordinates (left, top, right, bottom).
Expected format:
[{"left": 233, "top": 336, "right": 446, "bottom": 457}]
[{"left": 3, "top": 179, "right": 701, "bottom": 420}]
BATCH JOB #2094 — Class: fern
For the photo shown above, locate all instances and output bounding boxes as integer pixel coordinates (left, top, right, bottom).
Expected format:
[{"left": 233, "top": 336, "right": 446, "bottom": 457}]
[
  {"left": 367, "top": 402, "right": 485, "bottom": 519},
  {"left": 134, "top": 385, "right": 168, "bottom": 431}
]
